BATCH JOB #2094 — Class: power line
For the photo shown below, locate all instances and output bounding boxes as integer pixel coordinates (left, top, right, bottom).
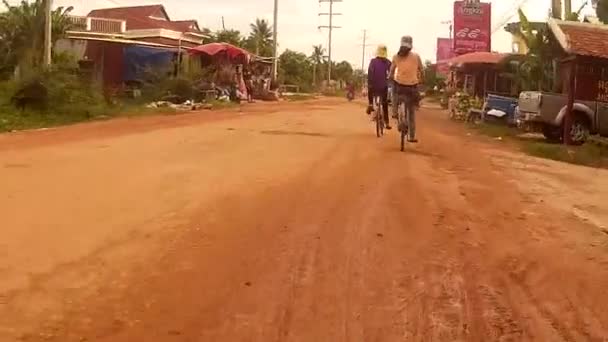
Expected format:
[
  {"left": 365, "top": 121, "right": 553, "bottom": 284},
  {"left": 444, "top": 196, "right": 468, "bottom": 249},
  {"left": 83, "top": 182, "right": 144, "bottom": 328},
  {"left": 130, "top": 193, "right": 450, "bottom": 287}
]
[
  {"left": 318, "top": 0, "right": 342, "bottom": 82},
  {"left": 491, "top": 0, "right": 531, "bottom": 34}
]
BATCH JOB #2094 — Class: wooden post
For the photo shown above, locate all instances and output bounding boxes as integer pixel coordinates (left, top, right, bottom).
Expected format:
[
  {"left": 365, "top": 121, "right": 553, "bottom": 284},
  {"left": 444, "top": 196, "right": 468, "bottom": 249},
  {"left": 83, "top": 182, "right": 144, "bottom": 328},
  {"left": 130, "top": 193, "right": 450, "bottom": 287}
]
[
  {"left": 483, "top": 70, "right": 488, "bottom": 98},
  {"left": 563, "top": 56, "right": 576, "bottom": 145}
]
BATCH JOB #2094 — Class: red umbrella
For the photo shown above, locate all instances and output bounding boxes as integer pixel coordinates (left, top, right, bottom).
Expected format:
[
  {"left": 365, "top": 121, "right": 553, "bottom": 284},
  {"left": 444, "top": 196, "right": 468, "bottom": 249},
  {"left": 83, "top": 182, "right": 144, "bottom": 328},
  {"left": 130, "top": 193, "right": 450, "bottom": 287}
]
[{"left": 189, "top": 43, "right": 251, "bottom": 61}]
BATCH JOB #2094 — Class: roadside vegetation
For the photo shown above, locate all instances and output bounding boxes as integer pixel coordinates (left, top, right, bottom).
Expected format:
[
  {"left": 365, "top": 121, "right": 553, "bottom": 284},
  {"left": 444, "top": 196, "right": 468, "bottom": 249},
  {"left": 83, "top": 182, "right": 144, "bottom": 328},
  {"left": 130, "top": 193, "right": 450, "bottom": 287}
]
[
  {"left": 442, "top": 7, "right": 608, "bottom": 169},
  {"left": 468, "top": 123, "right": 608, "bottom": 168},
  {"left": 0, "top": 2, "right": 359, "bottom": 133}
]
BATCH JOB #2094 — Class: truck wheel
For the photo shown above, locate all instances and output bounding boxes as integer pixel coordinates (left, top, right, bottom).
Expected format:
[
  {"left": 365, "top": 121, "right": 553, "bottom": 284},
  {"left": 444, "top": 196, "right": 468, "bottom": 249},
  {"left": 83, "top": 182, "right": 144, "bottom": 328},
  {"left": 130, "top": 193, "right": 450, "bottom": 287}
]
[
  {"left": 568, "top": 114, "right": 591, "bottom": 145},
  {"left": 542, "top": 125, "right": 562, "bottom": 143}
]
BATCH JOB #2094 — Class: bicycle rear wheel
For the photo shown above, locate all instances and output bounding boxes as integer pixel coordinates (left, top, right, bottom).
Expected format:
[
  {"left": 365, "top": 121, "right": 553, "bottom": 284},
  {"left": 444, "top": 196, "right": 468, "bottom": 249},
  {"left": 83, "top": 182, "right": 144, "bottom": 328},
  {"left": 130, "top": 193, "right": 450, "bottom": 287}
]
[
  {"left": 399, "top": 103, "right": 406, "bottom": 151},
  {"left": 375, "top": 98, "right": 383, "bottom": 137}
]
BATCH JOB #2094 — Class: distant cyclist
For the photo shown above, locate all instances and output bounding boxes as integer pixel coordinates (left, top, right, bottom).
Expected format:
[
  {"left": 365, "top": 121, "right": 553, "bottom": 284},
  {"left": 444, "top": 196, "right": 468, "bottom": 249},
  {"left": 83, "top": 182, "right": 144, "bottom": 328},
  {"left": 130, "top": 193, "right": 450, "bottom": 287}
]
[
  {"left": 389, "top": 36, "right": 423, "bottom": 142},
  {"left": 366, "top": 44, "right": 392, "bottom": 129}
]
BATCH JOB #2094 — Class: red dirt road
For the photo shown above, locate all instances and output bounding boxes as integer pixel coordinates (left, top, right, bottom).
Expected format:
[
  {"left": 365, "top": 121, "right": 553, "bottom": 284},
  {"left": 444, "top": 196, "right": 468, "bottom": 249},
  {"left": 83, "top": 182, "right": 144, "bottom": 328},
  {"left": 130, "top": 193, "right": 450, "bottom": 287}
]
[{"left": 1, "top": 99, "right": 607, "bottom": 341}]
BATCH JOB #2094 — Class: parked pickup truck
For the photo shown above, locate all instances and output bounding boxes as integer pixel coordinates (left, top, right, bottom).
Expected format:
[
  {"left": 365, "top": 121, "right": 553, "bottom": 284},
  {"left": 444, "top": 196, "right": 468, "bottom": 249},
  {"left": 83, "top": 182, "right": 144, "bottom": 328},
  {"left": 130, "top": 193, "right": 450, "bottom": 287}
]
[{"left": 517, "top": 91, "right": 608, "bottom": 144}]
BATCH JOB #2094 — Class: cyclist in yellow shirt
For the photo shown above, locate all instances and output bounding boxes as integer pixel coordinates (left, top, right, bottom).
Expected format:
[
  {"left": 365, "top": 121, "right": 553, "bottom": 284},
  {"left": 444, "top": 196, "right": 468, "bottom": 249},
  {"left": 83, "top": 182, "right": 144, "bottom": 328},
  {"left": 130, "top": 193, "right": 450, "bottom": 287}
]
[{"left": 389, "top": 35, "right": 423, "bottom": 143}]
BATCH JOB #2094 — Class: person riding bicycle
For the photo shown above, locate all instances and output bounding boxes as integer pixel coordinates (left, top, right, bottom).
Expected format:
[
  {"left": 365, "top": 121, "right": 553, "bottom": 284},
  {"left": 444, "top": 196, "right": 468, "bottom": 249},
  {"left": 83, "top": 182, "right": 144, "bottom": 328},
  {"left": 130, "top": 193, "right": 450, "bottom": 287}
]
[
  {"left": 389, "top": 35, "right": 423, "bottom": 142},
  {"left": 366, "top": 44, "right": 392, "bottom": 129}
]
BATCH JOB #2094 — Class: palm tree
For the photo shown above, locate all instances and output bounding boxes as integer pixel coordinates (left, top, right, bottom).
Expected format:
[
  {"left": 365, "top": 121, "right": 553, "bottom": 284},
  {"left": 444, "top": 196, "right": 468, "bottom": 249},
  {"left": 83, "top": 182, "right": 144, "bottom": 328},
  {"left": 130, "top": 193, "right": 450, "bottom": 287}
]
[
  {"left": 0, "top": 0, "right": 74, "bottom": 77},
  {"left": 309, "top": 45, "right": 324, "bottom": 87},
  {"left": 248, "top": 18, "right": 273, "bottom": 56},
  {"left": 506, "top": 9, "right": 557, "bottom": 92}
]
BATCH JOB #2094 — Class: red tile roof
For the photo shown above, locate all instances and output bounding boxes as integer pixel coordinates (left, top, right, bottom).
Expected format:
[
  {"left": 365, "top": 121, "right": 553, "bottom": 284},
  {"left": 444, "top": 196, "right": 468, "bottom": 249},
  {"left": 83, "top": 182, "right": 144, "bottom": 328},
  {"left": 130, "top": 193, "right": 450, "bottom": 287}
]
[
  {"left": 88, "top": 5, "right": 200, "bottom": 33},
  {"left": 550, "top": 19, "right": 608, "bottom": 59}
]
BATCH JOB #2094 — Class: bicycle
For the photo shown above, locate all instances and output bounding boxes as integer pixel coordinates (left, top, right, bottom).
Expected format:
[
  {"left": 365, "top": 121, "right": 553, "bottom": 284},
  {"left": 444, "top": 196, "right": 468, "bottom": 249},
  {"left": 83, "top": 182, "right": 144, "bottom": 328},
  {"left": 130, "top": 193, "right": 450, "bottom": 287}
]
[
  {"left": 373, "top": 94, "right": 384, "bottom": 137},
  {"left": 395, "top": 90, "right": 418, "bottom": 151}
]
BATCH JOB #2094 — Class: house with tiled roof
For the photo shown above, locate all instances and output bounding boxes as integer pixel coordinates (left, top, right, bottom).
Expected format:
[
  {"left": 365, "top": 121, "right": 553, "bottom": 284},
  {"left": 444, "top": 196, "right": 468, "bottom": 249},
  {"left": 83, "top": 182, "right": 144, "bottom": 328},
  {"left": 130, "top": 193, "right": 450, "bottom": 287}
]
[
  {"left": 547, "top": 18, "right": 608, "bottom": 102},
  {"left": 66, "top": 5, "right": 207, "bottom": 48},
  {"left": 59, "top": 5, "right": 209, "bottom": 89}
]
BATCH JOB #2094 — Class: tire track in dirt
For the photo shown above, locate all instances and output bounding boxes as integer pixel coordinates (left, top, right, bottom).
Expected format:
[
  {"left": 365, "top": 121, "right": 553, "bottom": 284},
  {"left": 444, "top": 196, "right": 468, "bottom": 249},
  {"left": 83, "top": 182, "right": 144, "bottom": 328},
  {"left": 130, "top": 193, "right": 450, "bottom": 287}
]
[{"left": 3, "top": 102, "right": 608, "bottom": 341}]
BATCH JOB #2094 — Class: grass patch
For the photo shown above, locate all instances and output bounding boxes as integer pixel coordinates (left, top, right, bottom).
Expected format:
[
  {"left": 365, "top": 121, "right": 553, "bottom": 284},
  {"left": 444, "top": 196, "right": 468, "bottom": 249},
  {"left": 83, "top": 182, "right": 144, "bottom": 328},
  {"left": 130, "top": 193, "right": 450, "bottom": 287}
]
[
  {"left": 0, "top": 105, "right": 109, "bottom": 132},
  {"left": 522, "top": 142, "right": 608, "bottom": 168},
  {"left": 467, "top": 122, "right": 608, "bottom": 168},
  {"left": 284, "top": 94, "right": 316, "bottom": 101},
  {"left": 468, "top": 122, "right": 517, "bottom": 138}
]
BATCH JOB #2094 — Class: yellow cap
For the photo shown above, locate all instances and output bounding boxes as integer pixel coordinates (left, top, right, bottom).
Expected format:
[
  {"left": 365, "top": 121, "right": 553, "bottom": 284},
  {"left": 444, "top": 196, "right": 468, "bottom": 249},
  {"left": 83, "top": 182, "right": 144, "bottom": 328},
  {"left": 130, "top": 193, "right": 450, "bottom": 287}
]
[{"left": 376, "top": 44, "right": 387, "bottom": 58}]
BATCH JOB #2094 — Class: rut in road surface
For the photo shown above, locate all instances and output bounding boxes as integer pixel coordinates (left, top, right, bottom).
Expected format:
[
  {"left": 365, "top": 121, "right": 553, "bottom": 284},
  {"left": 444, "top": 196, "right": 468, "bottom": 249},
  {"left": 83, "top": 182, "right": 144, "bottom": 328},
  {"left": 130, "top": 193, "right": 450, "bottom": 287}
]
[{"left": 0, "top": 100, "right": 607, "bottom": 341}]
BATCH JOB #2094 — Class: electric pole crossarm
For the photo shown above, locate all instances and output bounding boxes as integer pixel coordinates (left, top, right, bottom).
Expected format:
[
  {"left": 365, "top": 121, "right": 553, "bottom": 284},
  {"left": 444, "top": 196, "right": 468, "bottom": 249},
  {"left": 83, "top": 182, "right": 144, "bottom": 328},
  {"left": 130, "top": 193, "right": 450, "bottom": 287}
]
[{"left": 318, "top": 0, "right": 342, "bottom": 82}]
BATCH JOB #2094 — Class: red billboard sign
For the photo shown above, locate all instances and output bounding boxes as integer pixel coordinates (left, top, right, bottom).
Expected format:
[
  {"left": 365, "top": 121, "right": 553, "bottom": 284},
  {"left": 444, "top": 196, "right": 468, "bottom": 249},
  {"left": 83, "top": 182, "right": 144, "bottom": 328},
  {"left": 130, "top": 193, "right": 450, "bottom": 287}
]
[
  {"left": 436, "top": 38, "right": 455, "bottom": 62},
  {"left": 453, "top": 0, "right": 491, "bottom": 55}
]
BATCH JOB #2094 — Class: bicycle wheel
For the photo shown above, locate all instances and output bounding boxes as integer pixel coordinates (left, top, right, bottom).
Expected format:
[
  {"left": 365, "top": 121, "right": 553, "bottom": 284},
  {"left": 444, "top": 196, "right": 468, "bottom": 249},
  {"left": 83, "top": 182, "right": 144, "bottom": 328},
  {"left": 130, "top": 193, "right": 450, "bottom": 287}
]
[
  {"left": 399, "top": 103, "right": 406, "bottom": 151},
  {"left": 375, "top": 98, "right": 383, "bottom": 137}
]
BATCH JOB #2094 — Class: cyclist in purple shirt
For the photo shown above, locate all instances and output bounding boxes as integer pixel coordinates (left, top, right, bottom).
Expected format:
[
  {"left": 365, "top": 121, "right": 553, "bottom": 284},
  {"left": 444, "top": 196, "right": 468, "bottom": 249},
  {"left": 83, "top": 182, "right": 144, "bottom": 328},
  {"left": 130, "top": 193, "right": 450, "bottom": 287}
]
[{"left": 367, "top": 45, "right": 392, "bottom": 129}]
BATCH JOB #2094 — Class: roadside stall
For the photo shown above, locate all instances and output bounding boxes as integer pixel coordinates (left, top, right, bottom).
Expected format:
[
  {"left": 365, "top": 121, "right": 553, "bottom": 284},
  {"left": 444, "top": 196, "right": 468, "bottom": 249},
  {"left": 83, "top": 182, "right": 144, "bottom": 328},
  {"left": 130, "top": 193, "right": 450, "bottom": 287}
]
[
  {"left": 446, "top": 52, "right": 518, "bottom": 122},
  {"left": 189, "top": 43, "right": 252, "bottom": 101}
]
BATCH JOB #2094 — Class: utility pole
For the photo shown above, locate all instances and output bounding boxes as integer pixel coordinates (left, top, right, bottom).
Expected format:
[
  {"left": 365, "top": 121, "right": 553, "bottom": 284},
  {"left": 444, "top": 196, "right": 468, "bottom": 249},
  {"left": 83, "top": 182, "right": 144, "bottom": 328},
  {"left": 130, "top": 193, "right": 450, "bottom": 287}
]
[
  {"left": 272, "top": 0, "right": 279, "bottom": 84},
  {"left": 319, "top": 0, "right": 342, "bottom": 83},
  {"left": 441, "top": 20, "right": 453, "bottom": 40},
  {"left": 43, "top": 0, "right": 52, "bottom": 66},
  {"left": 551, "top": 0, "right": 563, "bottom": 18},
  {"left": 360, "top": 29, "right": 372, "bottom": 71}
]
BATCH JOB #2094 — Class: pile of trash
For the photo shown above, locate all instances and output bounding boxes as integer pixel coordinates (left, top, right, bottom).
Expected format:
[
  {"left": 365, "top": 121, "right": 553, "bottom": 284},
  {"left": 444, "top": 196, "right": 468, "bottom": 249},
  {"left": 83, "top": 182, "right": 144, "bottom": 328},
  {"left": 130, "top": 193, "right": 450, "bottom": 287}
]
[{"left": 146, "top": 100, "right": 212, "bottom": 111}]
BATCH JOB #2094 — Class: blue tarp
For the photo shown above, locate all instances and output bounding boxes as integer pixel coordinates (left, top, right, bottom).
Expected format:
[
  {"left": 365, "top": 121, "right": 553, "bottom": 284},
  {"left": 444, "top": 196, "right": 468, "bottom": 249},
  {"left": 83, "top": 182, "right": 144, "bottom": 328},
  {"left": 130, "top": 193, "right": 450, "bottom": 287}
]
[
  {"left": 123, "top": 45, "right": 175, "bottom": 82},
  {"left": 485, "top": 94, "right": 518, "bottom": 124}
]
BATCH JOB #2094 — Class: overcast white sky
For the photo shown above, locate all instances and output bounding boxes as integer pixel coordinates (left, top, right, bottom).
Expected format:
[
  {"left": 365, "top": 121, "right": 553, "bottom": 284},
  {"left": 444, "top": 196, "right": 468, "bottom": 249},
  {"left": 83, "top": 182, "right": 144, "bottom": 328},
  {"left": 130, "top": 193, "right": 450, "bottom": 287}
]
[{"left": 8, "top": 0, "right": 596, "bottom": 67}]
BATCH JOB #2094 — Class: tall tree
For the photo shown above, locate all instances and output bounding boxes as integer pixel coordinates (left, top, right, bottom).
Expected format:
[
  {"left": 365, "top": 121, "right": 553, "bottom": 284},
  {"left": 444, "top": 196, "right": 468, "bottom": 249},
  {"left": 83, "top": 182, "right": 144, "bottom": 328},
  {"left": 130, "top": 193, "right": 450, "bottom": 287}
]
[
  {"left": 309, "top": 45, "right": 325, "bottom": 87},
  {"left": 214, "top": 29, "right": 243, "bottom": 46},
  {"left": 0, "top": 0, "right": 74, "bottom": 78},
  {"left": 333, "top": 61, "right": 354, "bottom": 82},
  {"left": 278, "top": 49, "right": 313, "bottom": 90},
  {"left": 506, "top": 9, "right": 556, "bottom": 92},
  {"left": 246, "top": 18, "right": 273, "bottom": 56}
]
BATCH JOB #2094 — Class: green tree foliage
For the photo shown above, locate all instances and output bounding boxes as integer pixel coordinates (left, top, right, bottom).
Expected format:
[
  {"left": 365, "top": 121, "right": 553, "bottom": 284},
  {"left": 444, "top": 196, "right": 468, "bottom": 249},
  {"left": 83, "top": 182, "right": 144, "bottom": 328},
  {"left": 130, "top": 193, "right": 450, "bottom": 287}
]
[
  {"left": 333, "top": 61, "right": 353, "bottom": 82},
  {"left": 597, "top": 0, "right": 608, "bottom": 23},
  {"left": 213, "top": 29, "right": 244, "bottom": 46},
  {"left": 505, "top": 9, "right": 557, "bottom": 92},
  {"left": 422, "top": 60, "right": 444, "bottom": 91},
  {"left": 244, "top": 18, "right": 273, "bottom": 56},
  {"left": 0, "top": 0, "right": 74, "bottom": 78},
  {"left": 309, "top": 45, "right": 325, "bottom": 87},
  {"left": 278, "top": 49, "right": 312, "bottom": 90}
]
